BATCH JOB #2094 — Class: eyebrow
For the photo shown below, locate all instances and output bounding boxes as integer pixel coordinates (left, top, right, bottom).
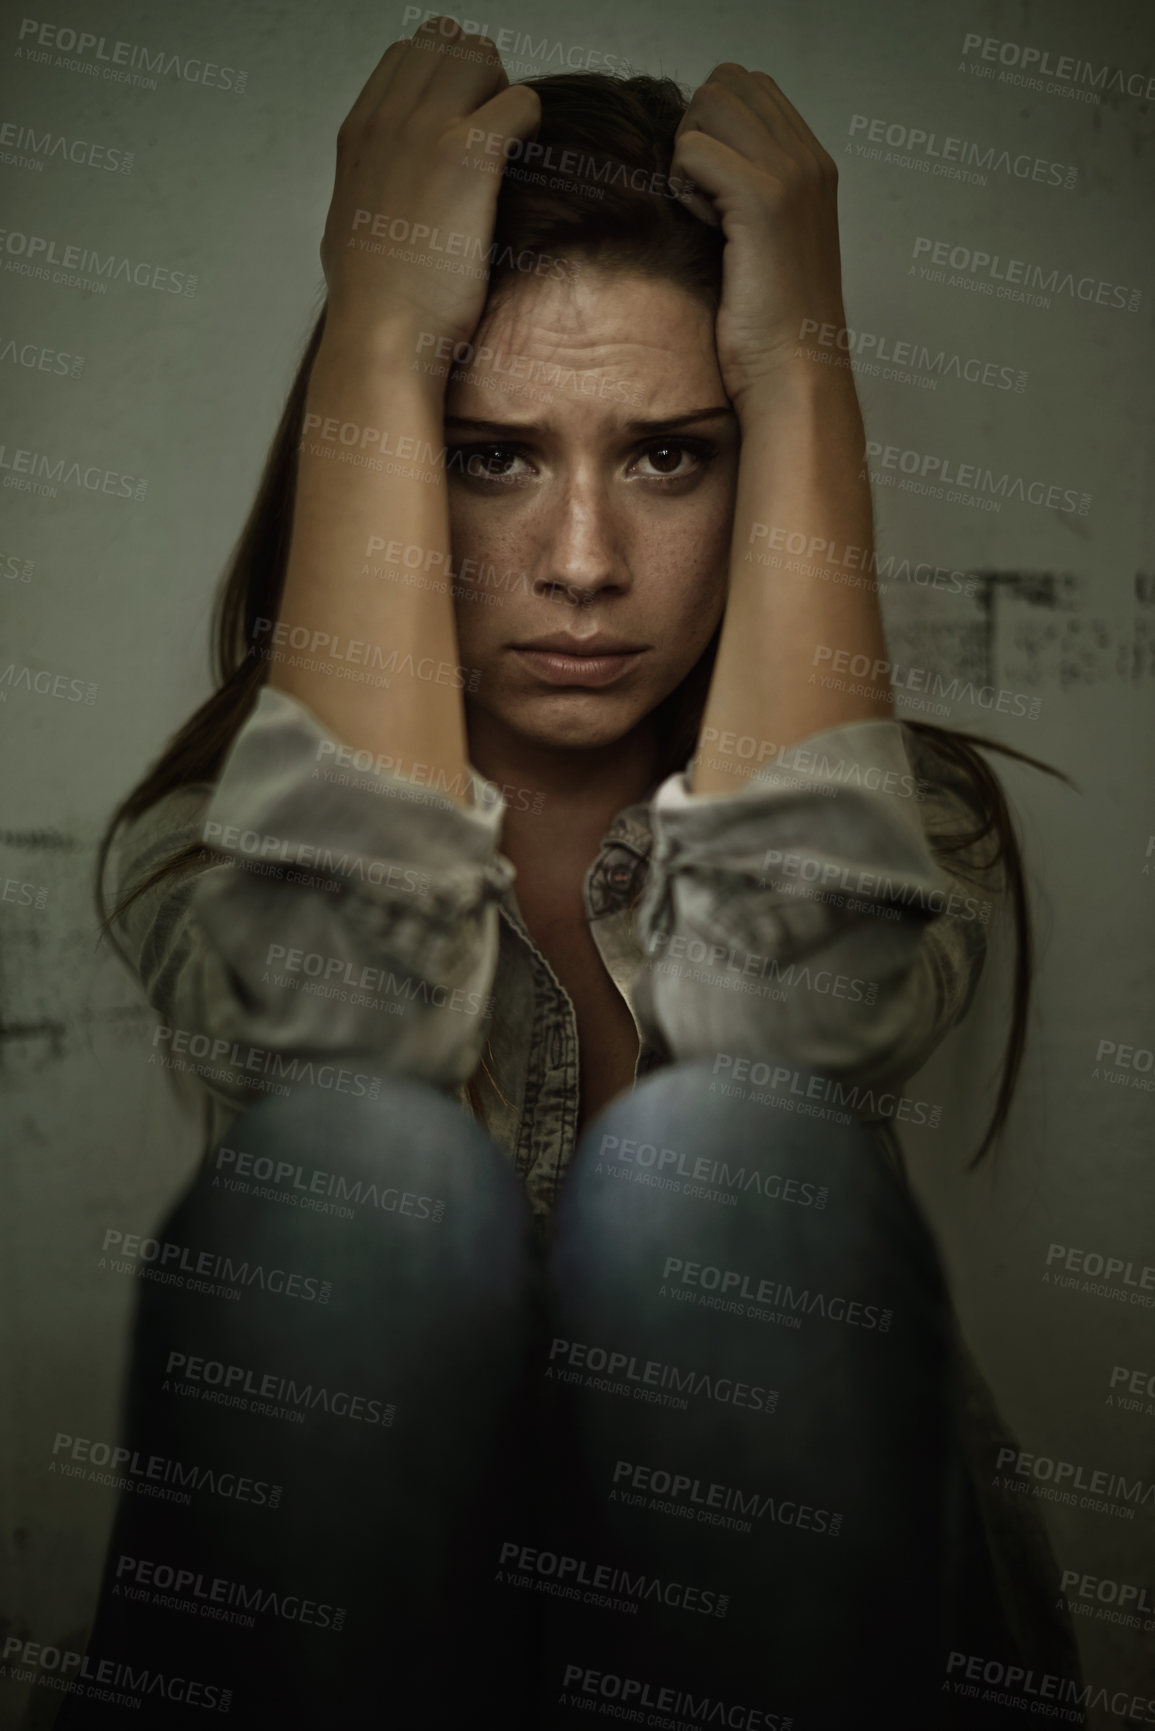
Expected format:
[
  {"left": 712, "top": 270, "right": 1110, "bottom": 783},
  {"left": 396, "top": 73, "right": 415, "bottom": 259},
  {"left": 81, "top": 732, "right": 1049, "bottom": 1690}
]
[{"left": 442, "top": 406, "right": 736, "bottom": 435}]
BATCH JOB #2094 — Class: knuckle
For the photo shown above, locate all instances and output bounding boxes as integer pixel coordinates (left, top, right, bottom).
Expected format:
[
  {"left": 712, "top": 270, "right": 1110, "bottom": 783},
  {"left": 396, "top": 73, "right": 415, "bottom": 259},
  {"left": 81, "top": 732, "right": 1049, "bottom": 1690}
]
[
  {"left": 366, "top": 102, "right": 401, "bottom": 138},
  {"left": 443, "top": 31, "right": 482, "bottom": 66},
  {"left": 448, "top": 114, "right": 481, "bottom": 148},
  {"left": 698, "top": 80, "right": 740, "bottom": 118},
  {"left": 765, "top": 166, "right": 800, "bottom": 205},
  {"left": 498, "top": 85, "right": 540, "bottom": 132}
]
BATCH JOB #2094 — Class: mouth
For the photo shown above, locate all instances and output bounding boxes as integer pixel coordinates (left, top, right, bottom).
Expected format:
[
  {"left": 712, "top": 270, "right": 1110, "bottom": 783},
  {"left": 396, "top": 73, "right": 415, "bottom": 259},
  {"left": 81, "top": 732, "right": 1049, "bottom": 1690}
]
[{"left": 510, "top": 643, "right": 648, "bottom": 688}]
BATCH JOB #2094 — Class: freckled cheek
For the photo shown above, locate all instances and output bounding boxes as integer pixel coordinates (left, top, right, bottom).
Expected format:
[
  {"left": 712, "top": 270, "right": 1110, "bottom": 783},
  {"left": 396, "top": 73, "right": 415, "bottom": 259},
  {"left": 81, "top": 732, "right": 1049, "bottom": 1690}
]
[
  {"left": 644, "top": 508, "right": 731, "bottom": 632},
  {"left": 446, "top": 498, "right": 522, "bottom": 664},
  {"left": 447, "top": 495, "right": 482, "bottom": 572},
  {"left": 646, "top": 567, "right": 727, "bottom": 664},
  {"left": 448, "top": 494, "right": 536, "bottom": 588}
]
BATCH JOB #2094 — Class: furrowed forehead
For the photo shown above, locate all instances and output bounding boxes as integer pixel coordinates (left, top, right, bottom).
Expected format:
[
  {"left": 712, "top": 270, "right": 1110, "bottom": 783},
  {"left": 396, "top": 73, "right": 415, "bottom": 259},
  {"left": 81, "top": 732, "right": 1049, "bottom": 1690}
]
[
  {"left": 443, "top": 273, "right": 729, "bottom": 427},
  {"left": 477, "top": 265, "right": 715, "bottom": 355}
]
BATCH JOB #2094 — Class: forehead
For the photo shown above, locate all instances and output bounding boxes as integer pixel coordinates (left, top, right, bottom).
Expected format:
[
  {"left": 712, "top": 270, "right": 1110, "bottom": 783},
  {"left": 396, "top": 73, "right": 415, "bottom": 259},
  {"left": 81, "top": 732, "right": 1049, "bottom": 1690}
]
[{"left": 444, "top": 264, "right": 724, "bottom": 429}]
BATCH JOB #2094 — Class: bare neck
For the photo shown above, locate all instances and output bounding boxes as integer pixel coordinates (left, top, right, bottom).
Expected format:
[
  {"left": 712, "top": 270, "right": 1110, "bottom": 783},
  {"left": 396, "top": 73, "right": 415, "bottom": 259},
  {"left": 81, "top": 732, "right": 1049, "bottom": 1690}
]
[{"left": 466, "top": 706, "right": 662, "bottom": 866}]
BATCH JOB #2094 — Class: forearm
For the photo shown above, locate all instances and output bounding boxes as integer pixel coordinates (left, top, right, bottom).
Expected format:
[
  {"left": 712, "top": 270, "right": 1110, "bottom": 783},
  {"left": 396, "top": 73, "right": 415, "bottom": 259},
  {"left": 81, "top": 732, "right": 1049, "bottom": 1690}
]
[
  {"left": 691, "top": 361, "right": 891, "bottom": 796},
  {"left": 270, "top": 318, "right": 472, "bottom": 805}
]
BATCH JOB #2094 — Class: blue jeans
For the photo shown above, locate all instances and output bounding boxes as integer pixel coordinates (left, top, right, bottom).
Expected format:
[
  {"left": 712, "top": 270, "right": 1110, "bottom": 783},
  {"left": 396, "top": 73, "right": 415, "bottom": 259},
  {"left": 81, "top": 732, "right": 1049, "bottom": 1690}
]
[{"left": 54, "top": 1062, "right": 1044, "bottom": 1730}]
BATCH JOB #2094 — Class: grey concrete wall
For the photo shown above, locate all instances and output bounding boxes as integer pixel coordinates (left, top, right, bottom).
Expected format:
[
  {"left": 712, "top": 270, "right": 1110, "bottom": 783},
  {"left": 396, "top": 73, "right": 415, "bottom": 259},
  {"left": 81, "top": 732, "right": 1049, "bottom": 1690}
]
[{"left": 1, "top": 0, "right": 1152, "bottom": 1725}]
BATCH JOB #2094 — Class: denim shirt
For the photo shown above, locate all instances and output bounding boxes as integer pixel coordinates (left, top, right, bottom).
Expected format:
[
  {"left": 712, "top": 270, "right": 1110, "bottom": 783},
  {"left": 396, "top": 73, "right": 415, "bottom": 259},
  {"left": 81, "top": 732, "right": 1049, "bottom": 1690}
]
[
  {"left": 107, "top": 684, "right": 1079, "bottom": 1683},
  {"left": 110, "top": 685, "right": 994, "bottom": 1220}
]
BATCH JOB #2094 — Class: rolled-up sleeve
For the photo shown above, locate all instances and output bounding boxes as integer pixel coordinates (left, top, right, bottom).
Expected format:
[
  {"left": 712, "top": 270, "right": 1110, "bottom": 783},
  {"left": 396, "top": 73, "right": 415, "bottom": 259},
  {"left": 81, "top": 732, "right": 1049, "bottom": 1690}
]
[
  {"left": 109, "top": 686, "right": 513, "bottom": 1113},
  {"left": 633, "top": 718, "right": 997, "bottom": 1089}
]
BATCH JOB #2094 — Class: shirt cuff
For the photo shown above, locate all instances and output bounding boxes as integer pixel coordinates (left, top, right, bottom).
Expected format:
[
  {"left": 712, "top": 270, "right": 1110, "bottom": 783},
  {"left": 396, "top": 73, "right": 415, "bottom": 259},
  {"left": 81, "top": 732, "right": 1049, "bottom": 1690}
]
[
  {"left": 201, "top": 684, "right": 508, "bottom": 883},
  {"left": 650, "top": 719, "right": 940, "bottom": 912}
]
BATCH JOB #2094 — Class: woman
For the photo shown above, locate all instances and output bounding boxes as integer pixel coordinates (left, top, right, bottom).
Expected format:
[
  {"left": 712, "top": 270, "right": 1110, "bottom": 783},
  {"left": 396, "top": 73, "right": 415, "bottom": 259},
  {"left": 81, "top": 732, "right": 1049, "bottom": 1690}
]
[{"left": 67, "top": 17, "right": 1080, "bottom": 1730}]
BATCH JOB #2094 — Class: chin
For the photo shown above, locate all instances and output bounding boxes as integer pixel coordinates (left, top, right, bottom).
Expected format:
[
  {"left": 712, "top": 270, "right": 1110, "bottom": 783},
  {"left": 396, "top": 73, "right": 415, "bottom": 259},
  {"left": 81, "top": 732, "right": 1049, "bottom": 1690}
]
[{"left": 507, "top": 692, "right": 653, "bottom": 751}]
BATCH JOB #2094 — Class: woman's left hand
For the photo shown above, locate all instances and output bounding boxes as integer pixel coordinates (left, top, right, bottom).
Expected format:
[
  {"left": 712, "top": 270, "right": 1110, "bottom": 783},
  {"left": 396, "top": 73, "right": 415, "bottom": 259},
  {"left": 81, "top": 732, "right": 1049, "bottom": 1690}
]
[{"left": 670, "top": 63, "right": 847, "bottom": 417}]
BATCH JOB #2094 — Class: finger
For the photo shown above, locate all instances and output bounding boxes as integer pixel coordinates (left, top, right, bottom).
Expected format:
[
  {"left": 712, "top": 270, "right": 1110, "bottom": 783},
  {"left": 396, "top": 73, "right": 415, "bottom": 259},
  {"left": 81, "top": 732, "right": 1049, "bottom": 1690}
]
[
  {"left": 676, "top": 77, "right": 802, "bottom": 186},
  {"left": 469, "top": 82, "right": 542, "bottom": 155},
  {"left": 342, "top": 15, "right": 464, "bottom": 133},
  {"left": 677, "top": 186, "right": 722, "bottom": 227},
  {"left": 684, "top": 64, "right": 820, "bottom": 169},
  {"left": 664, "top": 150, "right": 721, "bottom": 225},
  {"left": 750, "top": 69, "right": 834, "bottom": 164},
  {"left": 678, "top": 78, "right": 778, "bottom": 162},
  {"left": 341, "top": 38, "right": 408, "bottom": 134},
  {"left": 418, "top": 32, "right": 514, "bottom": 117},
  {"left": 669, "top": 128, "right": 756, "bottom": 213}
]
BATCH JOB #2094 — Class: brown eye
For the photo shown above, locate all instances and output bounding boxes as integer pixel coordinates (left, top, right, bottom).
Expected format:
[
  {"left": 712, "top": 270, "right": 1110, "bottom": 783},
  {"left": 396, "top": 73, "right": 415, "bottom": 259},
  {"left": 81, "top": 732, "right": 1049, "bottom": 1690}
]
[
  {"left": 468, "top": 446, "right": 516, "bottom": 477},
  {"left": 449, "top": 443, "right": 531, "bottom": 483},
  {"left": 635, "top": 439, "right": 714, "bottom": 481}
]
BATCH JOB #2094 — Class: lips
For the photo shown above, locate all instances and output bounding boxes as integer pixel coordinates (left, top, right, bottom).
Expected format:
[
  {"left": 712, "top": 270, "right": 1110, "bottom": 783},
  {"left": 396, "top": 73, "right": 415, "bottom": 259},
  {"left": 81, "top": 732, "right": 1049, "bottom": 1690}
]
[
  {"left": 515, "top": 634, "right": 646, "bottom": 655},
  {"left": 511, "top": 641, "right": 648, "bottom": 689}
]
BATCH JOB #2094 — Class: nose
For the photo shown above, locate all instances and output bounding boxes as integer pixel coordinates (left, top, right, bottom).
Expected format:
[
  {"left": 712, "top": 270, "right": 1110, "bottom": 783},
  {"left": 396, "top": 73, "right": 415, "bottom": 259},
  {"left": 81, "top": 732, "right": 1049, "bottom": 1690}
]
[{"left": 532, "top": 469, "right": 626, "bottom": 607}]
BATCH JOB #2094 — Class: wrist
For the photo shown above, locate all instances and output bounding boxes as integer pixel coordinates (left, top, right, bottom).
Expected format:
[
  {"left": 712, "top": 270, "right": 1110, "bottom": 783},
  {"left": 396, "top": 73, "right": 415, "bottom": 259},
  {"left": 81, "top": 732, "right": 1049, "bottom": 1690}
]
[
  {"left": 316, "top": 311, "right": 447, "bottom": 398},
  {"left": 733, "top": 349, "right": 864, "bottom": 436}
]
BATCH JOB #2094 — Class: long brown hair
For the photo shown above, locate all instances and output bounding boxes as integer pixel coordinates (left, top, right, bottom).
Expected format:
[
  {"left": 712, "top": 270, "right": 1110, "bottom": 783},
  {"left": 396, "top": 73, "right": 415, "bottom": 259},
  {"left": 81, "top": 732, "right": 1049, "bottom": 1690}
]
[{"left": 95, "top": 71, "right": 1068, "bottom": 1168}]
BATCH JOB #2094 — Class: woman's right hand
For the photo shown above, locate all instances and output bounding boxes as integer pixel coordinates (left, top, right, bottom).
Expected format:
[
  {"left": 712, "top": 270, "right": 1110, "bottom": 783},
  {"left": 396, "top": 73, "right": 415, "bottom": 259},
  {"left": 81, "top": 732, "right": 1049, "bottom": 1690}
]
[{"left": 320, "top": 14, "right": 541, "bottom": 354}]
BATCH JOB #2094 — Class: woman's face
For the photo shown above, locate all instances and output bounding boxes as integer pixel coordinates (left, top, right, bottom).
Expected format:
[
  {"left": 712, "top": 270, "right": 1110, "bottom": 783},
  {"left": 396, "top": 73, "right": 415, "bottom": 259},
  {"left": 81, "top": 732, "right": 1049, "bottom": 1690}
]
[{"left": 444, "top": 264, "right": 739, "bottom": 754}]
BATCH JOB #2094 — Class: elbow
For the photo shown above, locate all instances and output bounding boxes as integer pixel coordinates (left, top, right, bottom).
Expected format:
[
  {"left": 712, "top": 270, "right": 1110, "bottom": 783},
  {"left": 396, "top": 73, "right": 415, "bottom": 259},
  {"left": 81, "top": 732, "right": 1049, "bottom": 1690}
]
[
  {"left": 637, "top": 926, "right": 953, "bottom": 1095},
  {"left": 155, "top": 881, "right": 502, "bottom": 1100}
]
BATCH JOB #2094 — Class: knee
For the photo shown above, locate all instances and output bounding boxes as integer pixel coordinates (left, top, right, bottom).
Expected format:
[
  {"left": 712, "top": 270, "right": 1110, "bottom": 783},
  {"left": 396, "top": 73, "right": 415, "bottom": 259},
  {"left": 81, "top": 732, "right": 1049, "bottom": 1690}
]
[
  {"left": 211, "top": 1074, "right": 516, "bottom": 1201},
  {"left": 169, "top": 1076, "right": 531, "bottom": 1288},
  {"left": 578, "top": 1056, "right": 890, "bottom": 1189},
  {"left": 560, "top": 1058, "right": 944, "bottom": 1290}
]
